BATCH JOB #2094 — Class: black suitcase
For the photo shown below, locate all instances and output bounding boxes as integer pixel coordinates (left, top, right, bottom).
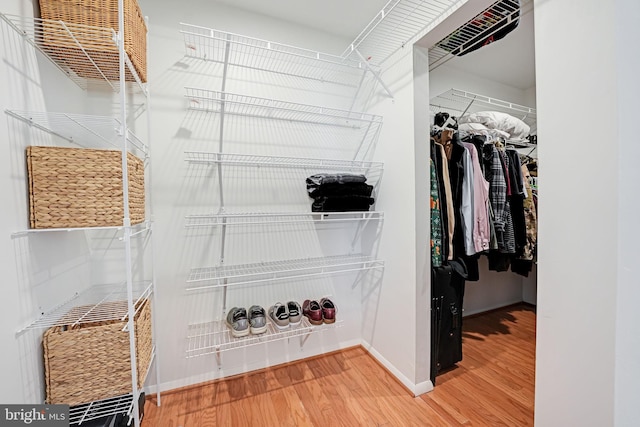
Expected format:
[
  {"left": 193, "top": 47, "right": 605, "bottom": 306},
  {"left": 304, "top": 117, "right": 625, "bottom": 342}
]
[{"left": 431, "top": 260, "right": 467, "bottom": 383}]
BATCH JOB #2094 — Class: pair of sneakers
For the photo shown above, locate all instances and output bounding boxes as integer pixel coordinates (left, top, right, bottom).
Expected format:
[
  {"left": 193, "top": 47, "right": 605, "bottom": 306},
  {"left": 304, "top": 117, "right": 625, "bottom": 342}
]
[
  {"left": 303, "top": 298, "right": 336, "bottom": 325},
  {"left": 226, "top": 305, "right": 267, "bottom": 338},
  {"left": 268, "top": 301, "right": 302, "bottom": 330}
]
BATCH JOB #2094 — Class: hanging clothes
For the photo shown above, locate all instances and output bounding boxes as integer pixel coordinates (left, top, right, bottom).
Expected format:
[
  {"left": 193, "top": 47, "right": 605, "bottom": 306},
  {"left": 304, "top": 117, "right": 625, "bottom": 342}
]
[
  {"left": 463, "top": 142, "right": 491, "bottom": 254},
  {"left": 430, "top": 159, "right": 444, "bottom": 267}
]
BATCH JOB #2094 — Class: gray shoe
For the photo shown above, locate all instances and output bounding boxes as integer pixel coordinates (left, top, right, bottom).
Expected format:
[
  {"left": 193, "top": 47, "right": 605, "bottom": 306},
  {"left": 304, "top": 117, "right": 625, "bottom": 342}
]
[
  {"left": 287, "top": 301, "right": 302, "bottom": 326},
  {"left": 249, "top": 305, "right": 267, "bottom": 335},
  {"left": 268, "top": 303, "right": 289, "bottom": 330},
  {"left": 226, "top": 307, "right": 249, "bottom": 338}
]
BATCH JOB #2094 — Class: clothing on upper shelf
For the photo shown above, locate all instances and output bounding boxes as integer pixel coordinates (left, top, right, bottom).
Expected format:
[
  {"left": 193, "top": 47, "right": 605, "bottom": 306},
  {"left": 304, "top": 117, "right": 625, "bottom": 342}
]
[{"left": 306, "top": 173, "right": 375, "bottom": 213}]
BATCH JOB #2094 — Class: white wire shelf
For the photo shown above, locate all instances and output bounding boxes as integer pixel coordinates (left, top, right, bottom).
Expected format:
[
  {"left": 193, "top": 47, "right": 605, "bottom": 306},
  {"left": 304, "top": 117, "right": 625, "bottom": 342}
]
[
  {"left": 343, "top": 0, "right": 463, "bottom": 66},
  {"left": 180, "top": 23, "right": 368, "bottom": 88},
  {"left": 185, "top": 88, "right": 382, "bottom": 128},
  {"left": 69, "top": 393, "right": 134, "bottom": 425},
  {"left": 430, "top": 88, "right": 536, "bottom": 127},
  {"left": 186, "top": 255, "right": 384, "bottom": 291},
  {"left": 17, "top": 282, "right": 153, "bottom": 334},
  {"left": 186, "top": 317, "right": 343, "bottom": 357},
  {"left": 429, "top": 0, "right": 531, "bottom": 71},
  {"left": 12, "top": 220, "right": 151, "bottom": 239},
  {"left": 184, "top": 151, "right": 384, "bottom": 171},
  {"left": 0, "top": 14, "right": 146, "bottom": 93},
  {"left": 6, "top": 110, "right": 148, "bottom": 156},
  {"left": 185, "top": 211, "right": 384, "bottom": 227}
]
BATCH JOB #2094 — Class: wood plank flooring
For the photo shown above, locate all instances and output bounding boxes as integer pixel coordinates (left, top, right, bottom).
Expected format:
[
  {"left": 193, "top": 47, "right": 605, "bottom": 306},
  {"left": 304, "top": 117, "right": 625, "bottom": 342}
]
[{"left": 143, "top": 304, "right": 535, "bottom": 426}]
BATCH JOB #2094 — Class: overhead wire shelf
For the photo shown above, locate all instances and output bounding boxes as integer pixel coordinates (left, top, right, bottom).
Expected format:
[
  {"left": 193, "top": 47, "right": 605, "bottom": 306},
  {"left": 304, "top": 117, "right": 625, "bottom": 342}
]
[
  {"left": 6, "top": 110, "right": 149, "bottom": 156},
  {"left": 343, "top": 0, "right": 464, "bottom": 66},
  {"left": 186, "top": 254, "right": 384, "bottom": 291},
  {"left": 429, "top": 88, "right": 536, "bottom": 126},
  {"left": 184, "top": 151, "right": 384, "bottom": 171},
  {"left": 185, "top": 211, "right": 384, "bottom": 227},
  {"left": 185, "top": 87, "right": 382, "bottom": 127},
  {"left": 17, "top": 282, "right": 153, "bottom": 334},
  {"left": 429, "top": 0, "right": 530, "bottom": 71},
  {"left": 0, "top": 13, "right": 146, "bottom": 93},
  {"left": 180, "top": 23, "right": 369, "bottom": 88},
  {"left": 186, "top": 317, "right": 342, "bottom": 357}
]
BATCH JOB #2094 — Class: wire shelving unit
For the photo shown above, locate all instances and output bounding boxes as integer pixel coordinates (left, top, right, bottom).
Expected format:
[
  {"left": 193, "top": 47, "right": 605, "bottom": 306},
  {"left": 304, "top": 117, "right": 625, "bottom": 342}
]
[
  {"left": 186, "top": 255, "right": 384, "bottom": 291},
  {"left": 185, "top": 211, "right": 384, "bottom": 228},
  {"left": 186, "top": 317, "right": 343, "bottom": 358},
  {"left": 429, "top": 0, "right": 531, "bottom": 71},
  {"left": 180, "top": 23, "right": 368, "bottom": 88},
  {"left": 184, "top": 151, "right": 383, "bottom": 171},
  {"left": 0, "top": 14, "right": 146, "bottom": 93},
  {"left": 185, "top": 87, "right": 382, "bottom": 127},
  {"left": 343, "top": 0, "right": 464, "bottom": 67},
  {"left": 430, "top": 88, "right": 537, "bottom": 128},
  {"left": 16, "top": 282, "right": 153, "bottom": 334},
  {"left": 3, "top": 5, "right": 160, "bottom": 427},
  {"left": 6, "top": 110, "right": 149, "bottom": 158}
]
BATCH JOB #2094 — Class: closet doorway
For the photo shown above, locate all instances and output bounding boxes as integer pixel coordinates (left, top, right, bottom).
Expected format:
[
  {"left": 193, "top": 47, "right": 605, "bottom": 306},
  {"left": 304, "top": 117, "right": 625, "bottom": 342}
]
[{"left": 418, "top": 0, "right": 537, "bottom": 409}]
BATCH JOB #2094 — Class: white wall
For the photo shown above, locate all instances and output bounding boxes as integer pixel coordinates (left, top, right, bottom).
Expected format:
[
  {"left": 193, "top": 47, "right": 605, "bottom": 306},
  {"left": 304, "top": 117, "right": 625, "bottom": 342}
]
[
  {"left": 614, "top": 0, "right": 640, "bottom": 425},
  {"left": 534, "top": 0, "right": 620, "bottom": 425}
]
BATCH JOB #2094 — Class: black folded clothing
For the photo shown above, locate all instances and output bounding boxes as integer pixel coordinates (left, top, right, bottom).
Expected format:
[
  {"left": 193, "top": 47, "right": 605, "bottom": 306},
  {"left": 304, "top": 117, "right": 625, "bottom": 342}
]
[
  {"left": 312, "top": 195, "right": 374, "bottom": 212},
  {"left": 306, "top": 173, "right": 367, "bottom": 187},
  {"left": 307, "top": 182, "right": 374, "bottom": 198}
]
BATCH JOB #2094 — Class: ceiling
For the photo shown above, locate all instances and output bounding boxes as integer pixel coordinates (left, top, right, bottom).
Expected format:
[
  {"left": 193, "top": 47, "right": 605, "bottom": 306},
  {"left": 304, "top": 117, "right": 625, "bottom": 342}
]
[
  {"left": 212, "top": 0, "right": 389, "bottom": 39},
  {"left": 213, "top": 0, "right": 536, "bottom": 90}
]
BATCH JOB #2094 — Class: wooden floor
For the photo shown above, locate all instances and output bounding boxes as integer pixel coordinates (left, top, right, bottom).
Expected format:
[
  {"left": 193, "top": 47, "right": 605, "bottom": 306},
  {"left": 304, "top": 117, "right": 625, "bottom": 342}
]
[{"left": 143, "top": 304, "right": 536, "bottom": 426}]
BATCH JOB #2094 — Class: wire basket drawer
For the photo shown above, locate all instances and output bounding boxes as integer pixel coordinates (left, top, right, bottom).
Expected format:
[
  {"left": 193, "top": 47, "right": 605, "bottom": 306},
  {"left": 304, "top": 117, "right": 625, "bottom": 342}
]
[
  {"left": 43, "top": 298, "right": 152, "bottom": 406},
  {"left": 38, "top": 0, "right": 148, "bottom": 82},
  {"left": 26, "top": 146, "right": 145, "bottom": 229}
]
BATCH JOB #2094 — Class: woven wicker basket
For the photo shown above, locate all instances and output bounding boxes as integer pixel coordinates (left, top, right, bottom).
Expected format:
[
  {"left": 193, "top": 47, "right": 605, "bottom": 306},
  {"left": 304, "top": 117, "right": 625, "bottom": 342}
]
[
  {"left": 44, "top": 298, "right": 153, "bottom": 406},
  {"left": 38, "top": 0, "right": 147, "bottom": 82},
  {"left": 27, "top": 146, "right": 145, "bottom": 229}
]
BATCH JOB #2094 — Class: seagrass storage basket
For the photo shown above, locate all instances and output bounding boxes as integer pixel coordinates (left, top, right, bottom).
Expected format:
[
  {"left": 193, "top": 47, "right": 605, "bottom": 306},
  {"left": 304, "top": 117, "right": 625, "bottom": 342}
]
[
  {"left": 43, "top": 298, "right": 153, "bottom": 406},
  {"left": 26, "top": 146, "right": 145, "bottom": 229},
  {"left": 38, "top": 0, "right": 148, "bottom": 82}
]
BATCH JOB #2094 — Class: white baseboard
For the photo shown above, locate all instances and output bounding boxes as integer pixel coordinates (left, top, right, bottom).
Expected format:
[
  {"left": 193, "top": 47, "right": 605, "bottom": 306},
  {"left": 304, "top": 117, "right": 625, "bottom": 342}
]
[
  {"left": 463, "top": 299, "right": 523, "bottom": 317},
  {"left": 360, "top": 340, "right": 433, "bottom": 396}
]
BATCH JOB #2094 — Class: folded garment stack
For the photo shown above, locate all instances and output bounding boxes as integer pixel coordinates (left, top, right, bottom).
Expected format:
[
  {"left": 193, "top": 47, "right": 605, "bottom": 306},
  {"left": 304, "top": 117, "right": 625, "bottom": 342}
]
[{"left": 306, "top": 173, "right": 374, "bottom": 212}]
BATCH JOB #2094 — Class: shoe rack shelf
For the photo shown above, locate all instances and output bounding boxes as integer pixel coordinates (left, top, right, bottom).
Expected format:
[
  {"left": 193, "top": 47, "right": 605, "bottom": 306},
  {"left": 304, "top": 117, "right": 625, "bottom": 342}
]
[
  {"left": 3, "top": 7, "right": 159, "bottom": 427},
  {"left": 185, "top": 211, "right": 384, "bottom": 227},
  {"left": 186, "top": 317, "right": 343, "bottom": 358},
  {"left": 186, "top": 255, "right": 384, "bottom": 291}
]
